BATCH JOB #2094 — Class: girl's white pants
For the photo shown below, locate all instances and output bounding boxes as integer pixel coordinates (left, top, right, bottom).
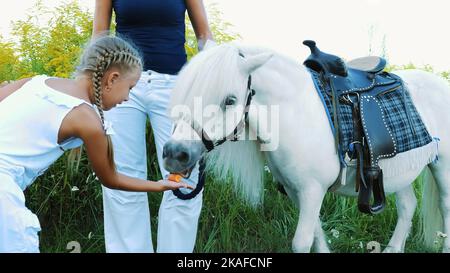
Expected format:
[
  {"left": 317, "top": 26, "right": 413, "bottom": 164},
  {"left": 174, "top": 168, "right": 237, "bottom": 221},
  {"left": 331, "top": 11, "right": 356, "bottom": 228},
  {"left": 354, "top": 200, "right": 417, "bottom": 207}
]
[{"left": 0, "top": 172, "right": 41, "bottom": 253}]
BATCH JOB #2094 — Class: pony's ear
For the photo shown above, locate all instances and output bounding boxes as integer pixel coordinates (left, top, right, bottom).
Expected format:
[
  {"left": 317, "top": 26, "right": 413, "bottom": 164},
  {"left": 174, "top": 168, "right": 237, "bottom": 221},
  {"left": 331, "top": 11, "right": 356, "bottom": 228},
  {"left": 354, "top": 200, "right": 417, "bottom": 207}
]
[{"left": 241, "top": 52, "right": 273, "bottom": 74}]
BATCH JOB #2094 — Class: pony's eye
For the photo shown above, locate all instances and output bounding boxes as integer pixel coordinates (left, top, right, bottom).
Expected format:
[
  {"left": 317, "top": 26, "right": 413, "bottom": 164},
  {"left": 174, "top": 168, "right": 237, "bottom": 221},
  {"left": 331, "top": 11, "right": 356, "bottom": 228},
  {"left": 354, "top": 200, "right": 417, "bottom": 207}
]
[{"left": 222, "top": 95, "right": 237, "bottom": 109}]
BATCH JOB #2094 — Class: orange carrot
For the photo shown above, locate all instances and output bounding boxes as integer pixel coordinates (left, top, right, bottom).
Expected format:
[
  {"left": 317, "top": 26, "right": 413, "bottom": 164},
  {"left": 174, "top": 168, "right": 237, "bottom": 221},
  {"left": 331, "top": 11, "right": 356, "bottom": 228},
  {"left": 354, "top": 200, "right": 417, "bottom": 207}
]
[{"left": 168, "top": 174, "right": 183, "bottom": 183}]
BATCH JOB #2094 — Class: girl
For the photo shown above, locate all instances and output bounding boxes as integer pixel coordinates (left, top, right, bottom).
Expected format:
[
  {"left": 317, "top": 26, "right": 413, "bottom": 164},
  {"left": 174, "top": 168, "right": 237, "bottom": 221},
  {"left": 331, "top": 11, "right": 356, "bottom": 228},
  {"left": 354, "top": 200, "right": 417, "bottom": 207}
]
[{"left": 0, "top": 36, "right": 190, "bottom": 253}]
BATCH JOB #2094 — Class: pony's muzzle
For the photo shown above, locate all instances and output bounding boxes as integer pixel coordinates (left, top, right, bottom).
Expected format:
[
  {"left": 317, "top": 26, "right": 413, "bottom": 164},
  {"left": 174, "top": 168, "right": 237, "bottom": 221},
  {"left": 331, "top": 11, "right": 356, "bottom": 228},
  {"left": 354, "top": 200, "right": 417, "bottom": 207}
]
[{"left": 163, "top": 140, "right": 204, "bottom": 175}]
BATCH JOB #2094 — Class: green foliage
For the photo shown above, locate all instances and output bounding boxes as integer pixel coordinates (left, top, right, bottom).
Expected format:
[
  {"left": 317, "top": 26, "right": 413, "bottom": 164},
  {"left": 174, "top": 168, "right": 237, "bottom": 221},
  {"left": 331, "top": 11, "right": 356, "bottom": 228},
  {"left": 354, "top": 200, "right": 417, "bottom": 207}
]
[
  {"left": 0, "top": 35, "right": 20, "bottom": 81},
  {"left": 387, "top": 63, "right": 450, "bottom": 83},
  {"left": 10, "top": 0, "right": 93, "bottom": 78},
  {"left": 440, "top": 71, "right": 450, "bottom": 83},
  {"left": 185, "top": 2, "right": 241, "bottom": 59},
  {"left": 44, "top": 2, "right": 93, "bottom": 77}
]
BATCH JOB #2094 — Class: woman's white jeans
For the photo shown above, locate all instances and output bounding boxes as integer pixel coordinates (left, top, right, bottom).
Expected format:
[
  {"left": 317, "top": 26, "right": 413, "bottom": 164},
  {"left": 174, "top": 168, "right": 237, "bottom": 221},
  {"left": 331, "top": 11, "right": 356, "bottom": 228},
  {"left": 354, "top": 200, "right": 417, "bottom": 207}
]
[{"left": 103, "top": 70, "right": 203, "bottom": 253}]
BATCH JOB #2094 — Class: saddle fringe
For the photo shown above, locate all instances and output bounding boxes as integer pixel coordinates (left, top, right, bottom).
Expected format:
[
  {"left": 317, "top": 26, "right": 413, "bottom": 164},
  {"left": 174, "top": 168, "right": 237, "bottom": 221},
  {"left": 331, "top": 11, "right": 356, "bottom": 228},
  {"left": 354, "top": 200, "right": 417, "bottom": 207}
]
[
  {"left": 379, "top": 139, "right": 439, "bottom": 178},
  {"left": 329, "top": 138, "right": 439, "bottom": 192}
]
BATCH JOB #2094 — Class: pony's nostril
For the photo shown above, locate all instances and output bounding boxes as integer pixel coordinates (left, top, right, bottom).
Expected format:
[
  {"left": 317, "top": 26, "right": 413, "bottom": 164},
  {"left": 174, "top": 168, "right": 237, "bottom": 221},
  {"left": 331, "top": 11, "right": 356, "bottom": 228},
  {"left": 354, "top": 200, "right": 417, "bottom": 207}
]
[{"left": 175, "top": 151, "right": 190, "bottom": 163}]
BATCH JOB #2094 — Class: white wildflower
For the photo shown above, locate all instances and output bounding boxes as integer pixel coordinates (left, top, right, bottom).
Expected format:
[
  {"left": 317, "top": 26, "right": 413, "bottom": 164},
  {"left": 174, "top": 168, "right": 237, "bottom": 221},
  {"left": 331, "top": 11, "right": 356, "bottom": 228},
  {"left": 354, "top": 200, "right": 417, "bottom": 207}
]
[
  {"left": 71, "top": 186, "right": 79, "bottom": 192},
  {"left": 331, "top": 229, "right": 340, "bottom": 239}
]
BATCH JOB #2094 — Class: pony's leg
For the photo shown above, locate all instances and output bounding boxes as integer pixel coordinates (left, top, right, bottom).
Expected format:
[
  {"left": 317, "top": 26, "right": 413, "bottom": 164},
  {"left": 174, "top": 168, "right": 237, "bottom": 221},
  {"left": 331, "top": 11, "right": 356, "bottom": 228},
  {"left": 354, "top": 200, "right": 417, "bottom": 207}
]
[
  {"left": 429, "top": 162, "right": 450, "bottom": 252},
  {"left": 292, "top": 182, "right": 327, "bottom": 253},
  {"left": 313, "top": 218, "right": 330, "bottom": 253},
  {"left": 383, "top": 185, "right": 417, "bottom": 253}
]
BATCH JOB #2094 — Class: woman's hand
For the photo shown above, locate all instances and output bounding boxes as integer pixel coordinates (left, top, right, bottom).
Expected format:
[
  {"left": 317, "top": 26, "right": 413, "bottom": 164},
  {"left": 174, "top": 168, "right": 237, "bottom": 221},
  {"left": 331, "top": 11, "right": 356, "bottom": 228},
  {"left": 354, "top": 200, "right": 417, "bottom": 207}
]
[
  {"left": 157, "top": 179, "right": 194, "bottom": 191},
  {"left": 186, "top": 0, "right": 214, "bottom": 51},
  {"left": 93, "top": 0, "right": 113, "bottom": 37}
]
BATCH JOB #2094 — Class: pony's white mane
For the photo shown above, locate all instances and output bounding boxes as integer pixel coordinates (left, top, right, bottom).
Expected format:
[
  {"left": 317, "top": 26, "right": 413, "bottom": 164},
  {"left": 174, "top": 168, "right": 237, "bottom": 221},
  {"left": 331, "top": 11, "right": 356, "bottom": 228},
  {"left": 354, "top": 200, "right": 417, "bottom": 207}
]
[
  {"left": 171, "top": 43, "right": 274, "bottom": 206},
  {"left": 204, "top": 140, "right": 266, "bottom": 207}
]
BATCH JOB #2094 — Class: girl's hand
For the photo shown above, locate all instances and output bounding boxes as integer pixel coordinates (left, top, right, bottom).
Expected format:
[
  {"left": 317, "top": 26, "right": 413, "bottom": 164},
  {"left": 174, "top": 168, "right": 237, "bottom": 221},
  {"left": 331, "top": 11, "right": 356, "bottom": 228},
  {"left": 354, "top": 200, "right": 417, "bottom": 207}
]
[{"left": 157, "top": 179, "right": 194, "bottom": 191}]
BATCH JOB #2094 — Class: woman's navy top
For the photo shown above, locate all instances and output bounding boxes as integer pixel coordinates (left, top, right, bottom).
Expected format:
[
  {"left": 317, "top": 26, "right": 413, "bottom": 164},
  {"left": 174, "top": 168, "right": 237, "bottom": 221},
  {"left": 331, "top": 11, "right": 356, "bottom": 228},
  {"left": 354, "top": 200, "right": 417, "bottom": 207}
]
[{"left": 113, "top": 0, "right": 187, "bottom": 75}]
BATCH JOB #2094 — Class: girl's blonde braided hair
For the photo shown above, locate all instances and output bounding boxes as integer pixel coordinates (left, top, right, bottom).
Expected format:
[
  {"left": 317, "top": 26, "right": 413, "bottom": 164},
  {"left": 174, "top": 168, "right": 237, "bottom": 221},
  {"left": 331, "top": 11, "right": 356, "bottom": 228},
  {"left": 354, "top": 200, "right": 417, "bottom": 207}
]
[{"left": 74, "top": 36, "right": 143, "bottom": 169}]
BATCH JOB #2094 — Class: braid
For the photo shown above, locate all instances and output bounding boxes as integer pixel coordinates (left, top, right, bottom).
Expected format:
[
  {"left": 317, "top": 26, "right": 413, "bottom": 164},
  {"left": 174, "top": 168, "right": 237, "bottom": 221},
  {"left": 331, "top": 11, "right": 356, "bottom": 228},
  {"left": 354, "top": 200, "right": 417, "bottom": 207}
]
[
  {"left": 92, "top": 49, "right": 111, "bottom": 131},
  {"left": 92, "top": 70, "right": 105, "bottom": 127}
]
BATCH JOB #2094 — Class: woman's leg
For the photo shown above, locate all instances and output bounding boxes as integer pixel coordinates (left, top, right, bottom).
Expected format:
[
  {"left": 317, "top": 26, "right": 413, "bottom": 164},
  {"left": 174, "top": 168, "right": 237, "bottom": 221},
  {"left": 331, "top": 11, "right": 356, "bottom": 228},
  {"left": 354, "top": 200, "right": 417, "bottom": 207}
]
[
  {"left": 144, "top": 71, "right": 203, "bottom": 253},
  {"left": 0, "top": 173, "right": 41, "bottom": 253},
  {"left": 102, "top": 77, "right": 153, "bottom": 253}
]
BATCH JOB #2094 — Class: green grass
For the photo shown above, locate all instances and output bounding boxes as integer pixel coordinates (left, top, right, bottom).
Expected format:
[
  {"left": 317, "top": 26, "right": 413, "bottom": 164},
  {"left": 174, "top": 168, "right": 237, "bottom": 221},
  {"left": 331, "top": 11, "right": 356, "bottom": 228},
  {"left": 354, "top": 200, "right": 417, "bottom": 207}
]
[{"left": 25, "top": 128, "right": 438, "bottom": 253}]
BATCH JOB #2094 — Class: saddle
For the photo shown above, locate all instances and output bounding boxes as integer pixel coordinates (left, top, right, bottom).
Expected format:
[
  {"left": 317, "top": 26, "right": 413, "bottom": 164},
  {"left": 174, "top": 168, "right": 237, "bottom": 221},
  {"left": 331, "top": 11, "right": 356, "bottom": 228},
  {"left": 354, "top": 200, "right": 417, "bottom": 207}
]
[{"left": 303, "top": 40, "right": 404, "bottom": 215}]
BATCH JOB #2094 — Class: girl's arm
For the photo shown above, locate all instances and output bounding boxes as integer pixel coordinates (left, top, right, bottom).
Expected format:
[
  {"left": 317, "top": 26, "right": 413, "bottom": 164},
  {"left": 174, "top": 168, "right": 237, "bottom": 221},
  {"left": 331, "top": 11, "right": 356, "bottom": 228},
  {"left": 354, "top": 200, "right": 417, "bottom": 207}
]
[
  {"left": 93, "top": 0, "right": 113, "bottom": 37},
  {"left": 0, "top": 78, "right": 31, "bottom": 103},
  {"left": 186, "top": 0, "right": 214, "bottom": 51},
  {"left": 66, "top": 105, "right": 190, "bottom": 192}
]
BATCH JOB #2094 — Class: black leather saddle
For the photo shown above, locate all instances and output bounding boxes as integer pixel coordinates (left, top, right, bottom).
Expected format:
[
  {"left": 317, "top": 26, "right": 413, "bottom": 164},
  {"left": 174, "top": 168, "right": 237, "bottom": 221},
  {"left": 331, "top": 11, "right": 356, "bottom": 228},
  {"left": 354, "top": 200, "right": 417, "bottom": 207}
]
[{"left": 303, "top": 40, "right": 405, "bottom": 215}]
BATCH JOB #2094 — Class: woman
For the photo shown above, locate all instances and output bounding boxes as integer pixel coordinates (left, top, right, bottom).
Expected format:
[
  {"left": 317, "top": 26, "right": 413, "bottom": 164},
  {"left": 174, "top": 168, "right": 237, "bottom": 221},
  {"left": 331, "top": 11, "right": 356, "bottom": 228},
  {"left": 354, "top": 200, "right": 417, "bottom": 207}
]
[{"left": 93, "top": 0, "right": 214, "bottom": 253}]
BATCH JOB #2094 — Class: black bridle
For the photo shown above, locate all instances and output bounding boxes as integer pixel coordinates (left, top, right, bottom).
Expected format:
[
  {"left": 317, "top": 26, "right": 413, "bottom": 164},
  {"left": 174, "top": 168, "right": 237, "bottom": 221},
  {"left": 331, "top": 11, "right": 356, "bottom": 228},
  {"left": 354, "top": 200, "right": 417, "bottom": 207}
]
[{"left": 189, "top": 74, "right": 256, "bottom": 152}]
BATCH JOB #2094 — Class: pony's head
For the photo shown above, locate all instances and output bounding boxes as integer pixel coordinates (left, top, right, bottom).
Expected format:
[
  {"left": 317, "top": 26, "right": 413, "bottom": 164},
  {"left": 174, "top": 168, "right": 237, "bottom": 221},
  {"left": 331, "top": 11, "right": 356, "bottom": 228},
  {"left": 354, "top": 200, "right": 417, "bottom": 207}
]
[{"left": 163, "top": 43, "right": 273, "bottom": 204}]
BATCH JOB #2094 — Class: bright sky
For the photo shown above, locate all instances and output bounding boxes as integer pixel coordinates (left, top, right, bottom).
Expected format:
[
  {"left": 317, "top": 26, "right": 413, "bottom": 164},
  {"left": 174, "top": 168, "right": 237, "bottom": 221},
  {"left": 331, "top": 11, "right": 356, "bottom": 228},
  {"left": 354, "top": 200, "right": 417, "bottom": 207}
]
[{"left": 1, "top": 0, "right": 449, "bottom": 71}]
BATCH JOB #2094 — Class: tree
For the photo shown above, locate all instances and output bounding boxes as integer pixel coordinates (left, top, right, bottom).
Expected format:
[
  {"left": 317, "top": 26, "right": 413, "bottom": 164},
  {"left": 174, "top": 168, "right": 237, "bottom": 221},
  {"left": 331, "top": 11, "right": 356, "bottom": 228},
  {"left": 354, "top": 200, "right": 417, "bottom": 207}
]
[
  {"left": 11, "top": 0, "right": 93, "bottom": 78},
  {"left": 185, "top": 2, "right": 241, "bottom": 59},
  {"left": 0, "top": 35, "right": 20, "bottom": 81}
]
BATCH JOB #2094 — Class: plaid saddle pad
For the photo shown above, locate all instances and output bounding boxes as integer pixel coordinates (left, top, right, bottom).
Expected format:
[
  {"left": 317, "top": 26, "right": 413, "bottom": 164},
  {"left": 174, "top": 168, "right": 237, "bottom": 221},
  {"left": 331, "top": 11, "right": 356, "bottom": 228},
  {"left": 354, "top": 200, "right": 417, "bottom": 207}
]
[{"left": 309, "top": 70, "right": 433, "bottom": 159}]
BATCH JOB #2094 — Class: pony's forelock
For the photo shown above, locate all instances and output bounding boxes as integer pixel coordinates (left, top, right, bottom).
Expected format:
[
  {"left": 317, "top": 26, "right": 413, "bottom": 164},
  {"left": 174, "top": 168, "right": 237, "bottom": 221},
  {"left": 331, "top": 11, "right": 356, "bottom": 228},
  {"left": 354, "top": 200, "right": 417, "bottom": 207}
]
[{"left": 171, "top": 43, "right": 242, "bottom": 110}]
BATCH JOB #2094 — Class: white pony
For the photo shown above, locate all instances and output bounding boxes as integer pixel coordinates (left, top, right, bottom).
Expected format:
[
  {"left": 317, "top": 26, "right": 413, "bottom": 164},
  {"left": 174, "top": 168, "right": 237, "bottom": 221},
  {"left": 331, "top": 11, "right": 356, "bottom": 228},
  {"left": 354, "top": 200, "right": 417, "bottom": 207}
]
[{"left": 162, "top": 42, "right": 450, "bottom": 253}]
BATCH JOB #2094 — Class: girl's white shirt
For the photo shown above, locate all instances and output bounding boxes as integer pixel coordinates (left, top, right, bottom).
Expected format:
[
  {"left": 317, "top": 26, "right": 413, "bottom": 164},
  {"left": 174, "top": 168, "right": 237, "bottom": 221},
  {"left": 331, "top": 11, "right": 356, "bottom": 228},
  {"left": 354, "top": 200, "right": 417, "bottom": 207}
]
[{"left": 0, "top": 75, "right": 97, "bottom": 190}]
